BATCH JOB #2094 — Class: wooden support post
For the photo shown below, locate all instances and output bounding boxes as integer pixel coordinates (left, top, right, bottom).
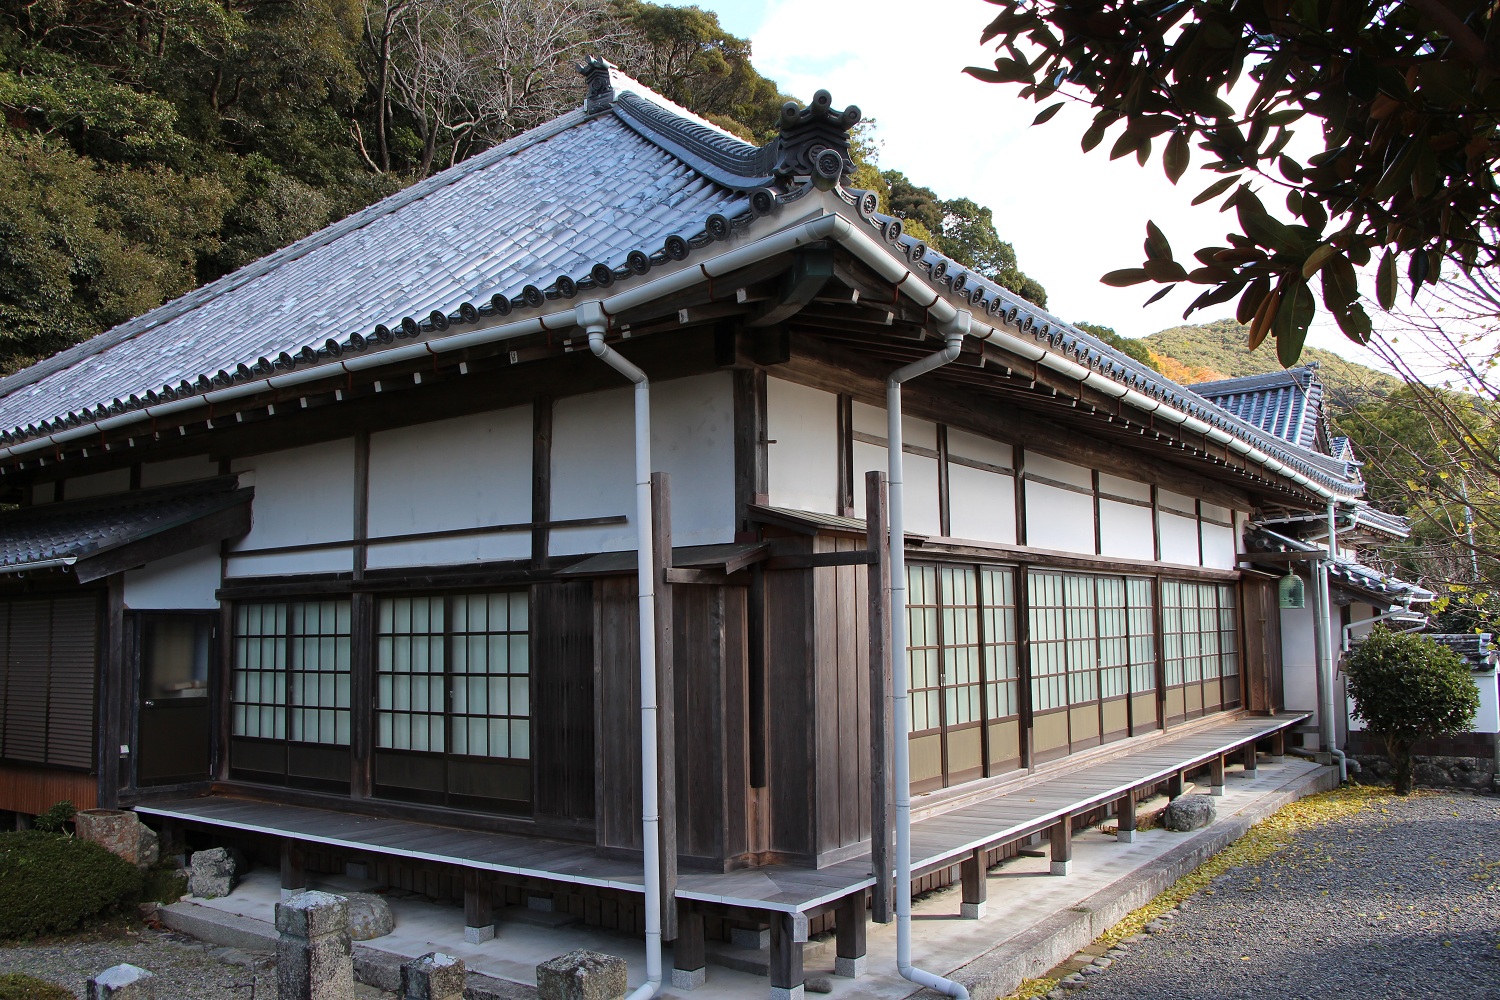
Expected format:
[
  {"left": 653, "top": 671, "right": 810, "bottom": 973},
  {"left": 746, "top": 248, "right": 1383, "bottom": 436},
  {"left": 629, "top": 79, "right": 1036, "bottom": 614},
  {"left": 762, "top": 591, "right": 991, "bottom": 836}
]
[
  {"left": 960, "top": 848, "right": 988, "bottom": 919},
  {"left": 1270, "top": 731, "right": 1286, "bottom": 759},
  {"left": 651, "top": 472, "right": 678, "bottom": 943},
  {"left": 1168, "top": 769, "right": 1186, "bottom": 800},
  {"left": 1050, "top": 818, "right": 1073, "bottom": 876},
  {"left": 280, "top": 841, "right": 306, "bottom": 900},
  {"left": 866, "top": 471, "right": 895, "bottom": 925},
  {"left": 463, "top": 872, "right": 494, "bottom": 944},
  {"left": 769, "top": 911, "right": 806, "bottom": 999},
  {"left": 1210, "top": 754, "right": 1226, "bottom": 796},
  {"left": 834, "top": 894, "right": 867, "bottom": 978},
  {"left": 1242, "top": 743, "right": 1259, "bottom": 775},
  {"left": 671, "top": 900, "right": 706, "bottom": 991},
  {"left": 1116, "top": 791, "right": 1137, "bottom": 843}
]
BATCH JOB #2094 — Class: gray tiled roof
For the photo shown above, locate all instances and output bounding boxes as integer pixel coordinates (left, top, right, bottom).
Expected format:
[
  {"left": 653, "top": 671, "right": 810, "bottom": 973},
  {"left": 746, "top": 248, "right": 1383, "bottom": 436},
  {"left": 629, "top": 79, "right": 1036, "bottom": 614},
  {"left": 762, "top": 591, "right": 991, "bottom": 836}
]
[
  {"left": 1245, "top": 527, "right": 1432, "bottom": 604},
  {"left": 1192, "top": 366, "right": 1325, "bottom": 452},
  {"left": 0, "top": 61, "right": 1367, "bottom": 501},
  {"left": 0, "top": 477, "right": 251, "bottom": 575}
]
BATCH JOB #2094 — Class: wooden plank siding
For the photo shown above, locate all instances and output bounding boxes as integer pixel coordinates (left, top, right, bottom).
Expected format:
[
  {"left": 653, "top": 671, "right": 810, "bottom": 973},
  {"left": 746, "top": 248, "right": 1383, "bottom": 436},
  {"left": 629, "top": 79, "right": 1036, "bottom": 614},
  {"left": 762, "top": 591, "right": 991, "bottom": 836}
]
[
  {"left": 533, "top": 580, "right": 596, "bottom": 827},
  {"left": 0, "top": 761, "right": 97, "bottom": 814},
  {"left": 762, "top": 535, "right": 818, "bottom": 864},
  {"left": 812, "top": 533, "right": 872, "bottom": 862}
]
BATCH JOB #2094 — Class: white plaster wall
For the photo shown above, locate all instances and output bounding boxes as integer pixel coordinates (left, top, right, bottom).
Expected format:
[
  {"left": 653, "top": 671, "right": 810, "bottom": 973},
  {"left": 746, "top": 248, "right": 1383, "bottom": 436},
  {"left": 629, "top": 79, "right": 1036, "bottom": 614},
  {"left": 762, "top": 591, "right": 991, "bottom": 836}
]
[
  {"left": 851, "top": 440, "right": 886, "bottom": 520},
  {"left": 904, "top": 453, "right": 942, "bottom": 537},
  {"left": 1157, "top": 488, "right": 1196, "bottom": 516},
  {"left": 649, "top": 372, "right": 735, "bottom": 546},
  {"left": 1473, "top": 671, "right": 1500, "bottom": 734},
  {"left": 948, "top": 464, "right": 1017, "bottom": 544},
  {"left": 766, "top": 378, "right": 838, "bottom": 515},
  {"left": 1281, "top": 603, "right": 1318, "bottom": 715},
  {"left": 227, "top": 439, "right": 356, "bottom": 576},
  {"left": 548, "top": 375, "right": 737, "bottom": 556},
  {"left": 1024, "top": 481, "right": 1095, "bottom": 553},
  {"left": 1026, "top": 452, "right": 1092, "bottom": 490},
  {"left": 1200, "top": 522, "right": 1237, "bottom": 570},
  {"left": 1098, "top": 499, "right": 1154, "bottom": 560},
  {"left": 123, "top": 544, "right": 222, "bottom": 610},
  {"left": 367, "top": 407, "right": 532, "bottom": 569},
  {"left": 141, "top": 455, "right": 219, "bottom": 488},
  {"left": 67, "top": 468, "right": 131, "bottom": 499},
  {"left": 1157, "top": 510, "right": 1200, "bottom": 565},
  {"left": 1098, "top": 472, "right": 1149, "bottom": 502},
  {"left": 550, "top": 387, "right": 635, "bottom": 556},
  {"left": 947, "top": 428, "right": 1012, "bottom": 470}
]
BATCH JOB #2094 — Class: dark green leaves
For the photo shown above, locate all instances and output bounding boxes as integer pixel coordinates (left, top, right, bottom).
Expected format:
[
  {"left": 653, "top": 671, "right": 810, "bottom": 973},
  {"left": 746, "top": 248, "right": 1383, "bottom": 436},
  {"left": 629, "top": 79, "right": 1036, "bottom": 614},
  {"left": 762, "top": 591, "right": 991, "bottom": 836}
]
[
  {"left": 1164, "top": 131, "right": 1190, "bottom": 183},
  {"left": 1191, "top": 176, "right": 1237, "bottom": 205},
  {"left": 1377, "top": 250, "right": 1398, "bottom": 309}
]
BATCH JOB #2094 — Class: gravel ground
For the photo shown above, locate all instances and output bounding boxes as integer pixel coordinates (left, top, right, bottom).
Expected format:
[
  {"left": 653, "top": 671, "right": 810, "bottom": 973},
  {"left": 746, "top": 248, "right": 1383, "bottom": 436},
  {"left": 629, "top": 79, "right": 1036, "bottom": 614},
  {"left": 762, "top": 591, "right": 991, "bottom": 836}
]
[
  {"left": 1068, "top": 791, "right": 1500, "bottom": 1000},
  {"left": 0, "top": 927, "right": 393, "bottom": 999}
]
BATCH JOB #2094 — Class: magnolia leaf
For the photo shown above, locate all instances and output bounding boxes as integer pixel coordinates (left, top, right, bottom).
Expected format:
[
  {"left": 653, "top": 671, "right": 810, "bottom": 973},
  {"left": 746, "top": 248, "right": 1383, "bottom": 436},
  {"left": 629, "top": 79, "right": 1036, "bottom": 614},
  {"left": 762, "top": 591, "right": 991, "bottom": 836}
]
[
  {"left": 1032, "top": 102, "right": 1065, "bottom": 125},
  {"left": 1320, "top": 254, "right": 1358, "bottom": 308},
  {"left": 1144, "top": 258, "right": 1189, "bottom": 282},
  {"left": 1377, "top": 249, "right": 1398, "bottom": 308},
  {"left": 1101, "top": 268, "right": 1151, "bottom": 286},
  {"left": 1191, "top": 175, "right": 1237, "bottom": 206},
  {"left": 1275, "top": 280, "right": 1314, "bottom": 366},
  {"left": 1143, "top": 285, "right": 1173, "bottom": 305},
  {"left": 1164, "top": 131, "right": 1190, "bottom": 184},
  {"left": 1144, "top": 220, "right": 1173, "bottom": 261},
  {"left": 1237, "top": 276, "right": 1270, "bottom": 324},
  {"left": 1301, "top": 243, "right": 1337, "bottom": 278},
  {"left": 1247, "top": 285, "right": 1280, "bottom": 350}
]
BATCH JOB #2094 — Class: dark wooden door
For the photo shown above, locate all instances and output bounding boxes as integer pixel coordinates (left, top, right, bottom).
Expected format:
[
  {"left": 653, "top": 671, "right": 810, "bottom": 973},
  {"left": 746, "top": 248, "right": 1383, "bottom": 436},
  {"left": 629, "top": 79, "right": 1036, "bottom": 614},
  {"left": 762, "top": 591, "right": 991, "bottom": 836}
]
[
  {"left": 1241, "top": 577, "right": 1283, "bottom": 713},
  {"left": 135, "top": 613, "right": 213, "bottom": 786}
]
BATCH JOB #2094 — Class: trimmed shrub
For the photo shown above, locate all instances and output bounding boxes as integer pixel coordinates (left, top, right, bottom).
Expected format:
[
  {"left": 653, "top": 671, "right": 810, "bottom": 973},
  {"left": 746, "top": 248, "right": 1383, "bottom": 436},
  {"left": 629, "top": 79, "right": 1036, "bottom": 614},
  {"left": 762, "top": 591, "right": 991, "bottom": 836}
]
[
  {"left": 0, "top": 831, "right": 143, "bottom": 939},
  {"left": 31, "top": 801, "right": 74, "bottom": 834},
  {"left": 0, "top": 974, "right": 72, "bottom": 1000},
  {"left": 1345, "top": 626, "right": 1480, "bottom": 794}
]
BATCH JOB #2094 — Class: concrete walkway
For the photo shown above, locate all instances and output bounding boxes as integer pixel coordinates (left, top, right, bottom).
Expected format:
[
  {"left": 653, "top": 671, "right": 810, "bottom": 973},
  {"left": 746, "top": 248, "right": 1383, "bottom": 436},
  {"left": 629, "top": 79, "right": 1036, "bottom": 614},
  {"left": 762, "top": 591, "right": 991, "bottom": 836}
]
[{"left": 161, "top": 758, "right": 1334, "bottom": 999}]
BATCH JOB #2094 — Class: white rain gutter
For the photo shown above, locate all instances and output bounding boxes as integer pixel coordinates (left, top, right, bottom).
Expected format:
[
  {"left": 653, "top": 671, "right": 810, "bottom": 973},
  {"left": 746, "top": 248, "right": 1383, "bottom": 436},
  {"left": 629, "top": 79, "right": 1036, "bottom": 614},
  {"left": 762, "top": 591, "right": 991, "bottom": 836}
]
[
  {"left": 1311, "top": 499, "right": 1347, "bottom": 781},
  {"left": 0, "top": 205, "right": 1353, "bottom": 507},
  {"left": 888, "top": 310, "right": 971, "bottom": 1000},
  {"left": 577, "top": 299, "right": 663, "bottom": 1000}
]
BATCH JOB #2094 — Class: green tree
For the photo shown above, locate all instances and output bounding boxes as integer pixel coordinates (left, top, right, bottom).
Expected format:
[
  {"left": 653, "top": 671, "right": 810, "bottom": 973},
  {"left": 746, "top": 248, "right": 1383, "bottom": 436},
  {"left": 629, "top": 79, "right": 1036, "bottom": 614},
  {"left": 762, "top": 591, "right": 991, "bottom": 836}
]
[
  {"left": 969, "top": 0, "right": 1500, "bottom": 365},
  {"left": 1075, "top": 321, "right": 1159, "bottom": 372},
  {"left": 1344, "top": 626, "right": 1478, "bottom": 794}
]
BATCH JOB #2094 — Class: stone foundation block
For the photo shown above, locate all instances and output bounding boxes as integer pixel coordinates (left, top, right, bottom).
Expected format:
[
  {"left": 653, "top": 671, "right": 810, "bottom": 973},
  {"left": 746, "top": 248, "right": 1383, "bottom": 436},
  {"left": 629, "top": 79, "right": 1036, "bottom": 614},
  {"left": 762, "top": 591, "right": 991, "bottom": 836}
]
[
  {"left": 276, "top": 890, "right": 355, "bottom": 1000},
  {"left": 536, "top": 949, "right": 627, "bottom": 1000},
  {"left": 190, "top": 847, "right": 238, "bottom": 899},
  {"left": 401, "top": 952, "right": 466, "bottom": 1000},
  {"left": 671, "top": 967, "right": 706, "bottom": 990},
  {"left": 88, "top": 964, "right": 155, "bottom": 1000},
  {"left": 833, "top": 955, "right": 866, "bottom": 978},
  {"left": 1163, "top": 794, "right": 1217, "bottom": 832}
]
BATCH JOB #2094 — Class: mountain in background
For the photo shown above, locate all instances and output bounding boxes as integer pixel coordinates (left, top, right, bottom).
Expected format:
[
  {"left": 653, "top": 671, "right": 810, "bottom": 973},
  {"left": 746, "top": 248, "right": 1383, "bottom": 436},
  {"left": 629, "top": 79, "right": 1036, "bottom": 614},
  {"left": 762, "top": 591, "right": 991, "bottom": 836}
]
[{"left": 1141, "top": 318, "right": 1399, "bottom": 411}]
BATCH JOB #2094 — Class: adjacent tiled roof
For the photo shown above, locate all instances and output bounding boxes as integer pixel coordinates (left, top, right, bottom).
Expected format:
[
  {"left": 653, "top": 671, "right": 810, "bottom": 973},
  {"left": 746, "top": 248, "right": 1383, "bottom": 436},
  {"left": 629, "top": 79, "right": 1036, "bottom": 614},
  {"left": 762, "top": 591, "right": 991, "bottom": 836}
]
[
  {"left": 1244, "top": 527, "right": 1433, "bottom": 604},
  {"left": 1428, "top": 634, "right": 1500, "bottom": 670},
  {"left": 0, "top": 477, "right": 251, "bottom": 578},
  {"left": 0, "top": 60, "right": 1367, "bottom": 501},
  {"left": 1193, "top": 366, "right": 1325, "bottom": 452}
]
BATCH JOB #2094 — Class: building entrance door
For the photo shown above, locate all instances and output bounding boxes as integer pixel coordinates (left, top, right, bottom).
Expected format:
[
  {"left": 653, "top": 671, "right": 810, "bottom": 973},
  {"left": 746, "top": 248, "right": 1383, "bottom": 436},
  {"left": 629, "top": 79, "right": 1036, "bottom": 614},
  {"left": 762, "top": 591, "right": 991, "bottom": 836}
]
[{"left": 135, "top": 613, "right": 213, "bottom": 786}]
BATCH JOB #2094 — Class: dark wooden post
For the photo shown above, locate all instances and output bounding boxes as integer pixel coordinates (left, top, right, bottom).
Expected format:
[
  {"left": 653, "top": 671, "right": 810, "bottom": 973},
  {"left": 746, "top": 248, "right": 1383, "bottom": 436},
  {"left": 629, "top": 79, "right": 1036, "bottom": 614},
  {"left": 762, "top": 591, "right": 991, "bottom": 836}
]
[
  {"left": 280, "top": 841, "right": 306, "bottom": 899},
  {"left": 960, "top": 848, "right": 988, "bottom": 919},
  {"left": 866, "top": 471, "right": 894, "bottom": 924},
  {"left": 1168, "top": 769, "right": 1186, "bottom": 800},
  {"left": 651, "top": 472, "right": 678, "bottom": 943},
  {"left": 1050, "top": 817, "right": 1073, "bottom": 876},
  {"left": 769, "top": 911, "right": 806, "bottom": 996},
  {"left": 463, "top": 871, "right": 494, "bottom": 943},
  {"left": 834, "top": 894, "right": 867, "bottom": 978},
  {"left": 1116, "top": 791, "right": 1137, "bottom": 843},
  {"left": 1210, "top": 754, "right": 1227, "bottom": 796},
  {"left": 672, "top": 900, "right": 706, "bottom": 990},
  {"left": 1242, "top": 743, "right": 1259, "bottom": 776},
  {"left": 1269, "top": 730, "right": 1286, "bottom": 759}
]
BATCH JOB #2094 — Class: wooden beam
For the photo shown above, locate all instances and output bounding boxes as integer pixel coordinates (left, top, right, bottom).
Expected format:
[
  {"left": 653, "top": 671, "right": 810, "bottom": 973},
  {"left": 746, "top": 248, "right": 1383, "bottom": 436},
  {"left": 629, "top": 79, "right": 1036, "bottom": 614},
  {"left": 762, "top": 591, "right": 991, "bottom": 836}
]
[
  {"left": 866, "top": 471, "right": 894, "bottom": 925},
  {"left": 281, "top": 841, "right": 307, "bottom": 897},
  {"left": 1237, "top": 550, "right": 1328, "bottom": 562},
  {"left": 463, "top": 871, "right": 494, "bottom": 943},
  {"left": 532, "top": 397, "right": 553, "bottom": 566},
  {"left": 834, "top": 894, "right": 868, "bottom": 978},
  {"left": 1210, "top": 753, "right": 1226, "bottom": 796},
  {"left": 673, "top": 901, "right": 706, "bottom": 988},
  {"left": 1116, "top": 791, "right": 1137, "bottom": 843},
  {"left": 1050, "top": 818, "right": 1073, "bottom": 876},
  {"left": 748, "top": 249, "right": 833, "bottom": 327},
  {"left": 960, "top": 848, "right": 987, "bottom": 918},
  {"left": 769, "top": 912, "right": 806, "bottom": 993},
  {"left": 651, "top": 472, "right": 678, "bottom": 943}
]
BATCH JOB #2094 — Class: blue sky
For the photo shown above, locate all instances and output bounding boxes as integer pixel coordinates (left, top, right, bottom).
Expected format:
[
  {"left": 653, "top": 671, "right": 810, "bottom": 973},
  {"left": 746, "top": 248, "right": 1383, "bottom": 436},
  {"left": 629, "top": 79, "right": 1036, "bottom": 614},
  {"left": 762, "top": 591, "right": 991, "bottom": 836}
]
[{"left": 661, "top": 0, "right": 1388, "bottom": 368}]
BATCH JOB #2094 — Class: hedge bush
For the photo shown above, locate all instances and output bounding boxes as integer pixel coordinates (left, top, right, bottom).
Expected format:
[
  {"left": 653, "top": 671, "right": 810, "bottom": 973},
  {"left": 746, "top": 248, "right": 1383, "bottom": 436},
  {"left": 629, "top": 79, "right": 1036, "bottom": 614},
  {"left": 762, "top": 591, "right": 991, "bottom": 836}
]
[
  {"left": 0, "top": 974, "right": 72, "bottom": 1000},
  {"left": 0, "top": 831, "right": 143, "bottom": 939}
]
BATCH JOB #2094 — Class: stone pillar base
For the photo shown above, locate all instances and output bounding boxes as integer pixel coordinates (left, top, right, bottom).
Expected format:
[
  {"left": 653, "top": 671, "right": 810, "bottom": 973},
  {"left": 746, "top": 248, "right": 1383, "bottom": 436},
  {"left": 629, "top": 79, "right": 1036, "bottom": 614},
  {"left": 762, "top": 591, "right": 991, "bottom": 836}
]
[
  {"left": 1051, "top": 860, "right": 1071, "bottom": 876},
  {"left": 769, "top": 987, "right": 804, "bottom": 1000},
  {"left": 463, "top": 925, "right": 494, "bottom": 944},
  {"left": 834, "top": 955, "right": 866, "bottom": 978},
  {"left": 1116, "top": 829, "right": 1134, "bottom": 843},
  {"left": 959, "top": 901, "right": 986, "bottom": 919},
  {"left": 671, "top": 967, "right": 706, "bottom": 990}
]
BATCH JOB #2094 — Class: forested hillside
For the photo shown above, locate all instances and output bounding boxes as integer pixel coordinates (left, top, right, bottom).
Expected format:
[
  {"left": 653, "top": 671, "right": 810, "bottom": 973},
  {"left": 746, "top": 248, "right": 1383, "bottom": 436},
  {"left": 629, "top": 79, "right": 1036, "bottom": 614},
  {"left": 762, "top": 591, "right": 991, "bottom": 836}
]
[{"left": 0, "top": 0, "right": 1044, "bottom": 376}]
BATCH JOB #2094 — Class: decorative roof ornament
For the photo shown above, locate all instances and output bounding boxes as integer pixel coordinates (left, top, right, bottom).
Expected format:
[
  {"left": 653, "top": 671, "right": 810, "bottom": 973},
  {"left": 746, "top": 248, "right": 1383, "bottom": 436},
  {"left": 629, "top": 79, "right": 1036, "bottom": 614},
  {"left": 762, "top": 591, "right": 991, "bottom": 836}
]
[
  {"left": 772, "top": 91, "right": 861, "bottom": 184},
  {"left": 579, "top": 56, "right": 618, "bottom": 115}
]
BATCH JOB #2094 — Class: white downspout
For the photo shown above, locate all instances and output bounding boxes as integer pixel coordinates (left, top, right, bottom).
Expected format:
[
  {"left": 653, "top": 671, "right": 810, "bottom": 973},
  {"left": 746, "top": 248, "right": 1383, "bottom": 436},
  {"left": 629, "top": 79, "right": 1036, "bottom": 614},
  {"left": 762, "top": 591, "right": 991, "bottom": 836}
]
[
  {"left": 578, "top": 300, "right": 663, "bottom": 1000},
  {"left": 888, "top": 312, "right": 971, "bottom": 1000},
  {"left": 1314, "top": 500, "right": 1346, "bottom": 782}
]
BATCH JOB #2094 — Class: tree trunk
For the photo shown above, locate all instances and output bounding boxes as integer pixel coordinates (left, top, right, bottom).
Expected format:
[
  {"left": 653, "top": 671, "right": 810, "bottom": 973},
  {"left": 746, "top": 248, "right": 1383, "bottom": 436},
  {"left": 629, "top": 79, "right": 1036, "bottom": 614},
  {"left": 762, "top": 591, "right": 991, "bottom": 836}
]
[{"left": 1387, "top": 737, "right": 1415, "bottom": 795}]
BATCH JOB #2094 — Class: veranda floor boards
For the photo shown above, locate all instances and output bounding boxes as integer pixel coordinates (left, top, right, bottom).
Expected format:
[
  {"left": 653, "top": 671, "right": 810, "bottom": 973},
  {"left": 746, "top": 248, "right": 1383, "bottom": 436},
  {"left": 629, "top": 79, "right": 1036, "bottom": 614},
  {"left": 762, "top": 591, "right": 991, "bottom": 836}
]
[{"left": 136, "top": 711, "right": 1306, "bottom": 916}]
